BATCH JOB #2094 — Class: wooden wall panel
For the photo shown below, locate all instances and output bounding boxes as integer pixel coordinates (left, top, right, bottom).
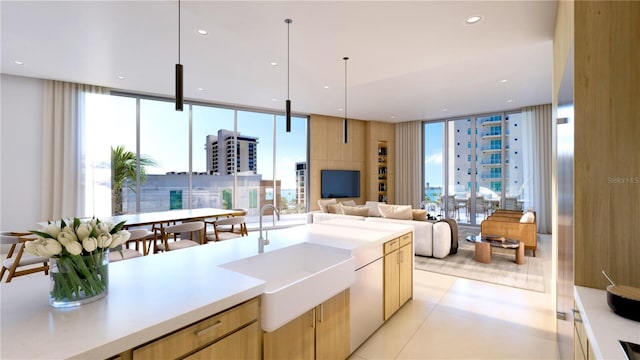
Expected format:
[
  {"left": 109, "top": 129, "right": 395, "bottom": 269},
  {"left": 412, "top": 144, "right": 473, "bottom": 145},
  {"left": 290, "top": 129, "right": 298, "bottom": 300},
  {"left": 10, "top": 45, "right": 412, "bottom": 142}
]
[
  {"left": 309, "top": 115, "right": 366, "bottom": 210},
  {"left": 574, "top": 1, "right": 640, "bottom": 289},
  {"left": 309, "top": 115, "right": 395, "bottom": 210}
]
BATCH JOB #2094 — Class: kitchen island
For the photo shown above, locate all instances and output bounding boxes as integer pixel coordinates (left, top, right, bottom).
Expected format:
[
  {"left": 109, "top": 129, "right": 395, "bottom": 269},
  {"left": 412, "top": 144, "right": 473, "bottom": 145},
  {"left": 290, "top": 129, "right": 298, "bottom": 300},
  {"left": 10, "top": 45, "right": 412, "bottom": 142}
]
[{"left": 1, "top": 221, "right": 413, "bottom": 359}]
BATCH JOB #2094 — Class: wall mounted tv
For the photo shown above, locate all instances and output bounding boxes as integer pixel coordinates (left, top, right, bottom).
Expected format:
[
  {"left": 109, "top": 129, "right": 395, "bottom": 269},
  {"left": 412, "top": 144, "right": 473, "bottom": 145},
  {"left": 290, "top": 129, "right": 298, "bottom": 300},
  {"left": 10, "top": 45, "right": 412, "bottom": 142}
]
[{"left": 321, "top": 170, "right": 361, "bottom": 199}]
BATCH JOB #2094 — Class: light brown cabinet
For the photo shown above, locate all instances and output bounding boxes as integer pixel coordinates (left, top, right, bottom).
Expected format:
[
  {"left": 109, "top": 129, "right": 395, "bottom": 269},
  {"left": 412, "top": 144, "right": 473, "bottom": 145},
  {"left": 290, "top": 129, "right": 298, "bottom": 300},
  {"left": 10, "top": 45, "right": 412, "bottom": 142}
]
[
  {"left": 573, "top": 304, "right": 594, "bottom": 360},
  {"left": 131, "top": 297, "right": 261, "bottom": 360},
  {"left": 384, "top": 233, "right": 413, "bottom": 320},
  {"left": 263, "top": 289, "right": 350, "bottom": 360}
]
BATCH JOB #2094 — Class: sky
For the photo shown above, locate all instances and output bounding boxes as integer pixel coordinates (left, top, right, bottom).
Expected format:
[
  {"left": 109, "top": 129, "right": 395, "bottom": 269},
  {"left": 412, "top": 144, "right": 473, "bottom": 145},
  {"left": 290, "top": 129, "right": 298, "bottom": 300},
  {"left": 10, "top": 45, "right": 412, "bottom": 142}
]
[
  {"left": 423, "top": 122, "right": 444, "bottom": 189},
  {"left": 84, "top": 93, "right": 307, "bottom": 191}
]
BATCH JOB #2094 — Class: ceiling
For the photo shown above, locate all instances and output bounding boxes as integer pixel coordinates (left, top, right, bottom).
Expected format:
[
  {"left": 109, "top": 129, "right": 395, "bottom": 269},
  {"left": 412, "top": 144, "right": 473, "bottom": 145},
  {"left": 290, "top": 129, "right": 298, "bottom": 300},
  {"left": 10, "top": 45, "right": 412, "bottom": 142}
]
[{"left": 1, "top": 1, "right": 557, "bottom": 122}]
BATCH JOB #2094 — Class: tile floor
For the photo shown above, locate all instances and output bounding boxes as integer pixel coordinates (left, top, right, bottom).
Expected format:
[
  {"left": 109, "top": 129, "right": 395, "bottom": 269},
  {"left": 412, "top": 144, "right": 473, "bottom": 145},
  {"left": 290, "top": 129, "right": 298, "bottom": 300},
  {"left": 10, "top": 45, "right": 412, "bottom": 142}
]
[{"left": 350, "top": 270, "right": 560, "bottom": 359}]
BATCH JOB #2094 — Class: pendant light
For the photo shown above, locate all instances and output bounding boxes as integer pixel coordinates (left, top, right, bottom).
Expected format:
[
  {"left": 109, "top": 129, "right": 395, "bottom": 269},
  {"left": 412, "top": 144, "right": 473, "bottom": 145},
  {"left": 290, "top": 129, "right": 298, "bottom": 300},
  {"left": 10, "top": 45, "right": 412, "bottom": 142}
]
[
  {"left": 175, "top": 0, "right": 183, "bottom": 111},
  {"left": 343, "top": 57, "right": 349, "bottom": 144},
  {"left": 285, "top": 18, "right": 293, "bottom": 132}
]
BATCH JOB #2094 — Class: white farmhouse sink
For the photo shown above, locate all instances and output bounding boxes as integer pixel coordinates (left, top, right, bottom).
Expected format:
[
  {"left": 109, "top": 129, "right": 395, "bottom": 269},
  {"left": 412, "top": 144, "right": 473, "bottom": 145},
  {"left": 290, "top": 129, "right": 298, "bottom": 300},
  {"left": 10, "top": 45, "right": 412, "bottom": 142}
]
[{"left": 220, "top": 242, "right": 355, "bottom": 332}]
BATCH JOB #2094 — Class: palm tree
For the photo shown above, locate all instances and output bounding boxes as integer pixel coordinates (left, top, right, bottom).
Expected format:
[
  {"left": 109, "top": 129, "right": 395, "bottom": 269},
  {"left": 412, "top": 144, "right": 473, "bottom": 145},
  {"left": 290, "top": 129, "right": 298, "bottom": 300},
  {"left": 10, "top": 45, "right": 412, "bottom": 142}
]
[{"left": 111, "top": 145, "right": 157, "bottom": 215}]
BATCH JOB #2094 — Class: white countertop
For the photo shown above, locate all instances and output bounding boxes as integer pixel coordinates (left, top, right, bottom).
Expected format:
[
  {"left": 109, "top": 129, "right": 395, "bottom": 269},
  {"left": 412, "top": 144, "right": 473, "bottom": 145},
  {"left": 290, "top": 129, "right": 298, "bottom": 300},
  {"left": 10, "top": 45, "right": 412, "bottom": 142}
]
[
  {"left": 574, "top": 286, "right": 640, "bottom": 360},
  {"left": 1, "top": 222, "right": 412, "bottom": 359}
]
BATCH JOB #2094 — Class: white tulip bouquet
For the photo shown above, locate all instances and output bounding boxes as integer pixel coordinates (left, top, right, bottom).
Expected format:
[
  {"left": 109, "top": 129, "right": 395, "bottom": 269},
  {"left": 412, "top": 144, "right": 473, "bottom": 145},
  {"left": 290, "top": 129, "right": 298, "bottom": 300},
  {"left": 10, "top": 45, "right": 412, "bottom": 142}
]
[{"left": 26, "top": 218, "right": 130, "bottom": 306}]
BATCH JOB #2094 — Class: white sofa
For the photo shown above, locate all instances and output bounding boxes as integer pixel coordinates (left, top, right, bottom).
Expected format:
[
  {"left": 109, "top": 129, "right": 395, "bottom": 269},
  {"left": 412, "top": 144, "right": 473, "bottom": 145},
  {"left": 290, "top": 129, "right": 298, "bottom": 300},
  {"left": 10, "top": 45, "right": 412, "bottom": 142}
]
[{"left": 308, "top": 211, "right": 453, "bottom": 259}]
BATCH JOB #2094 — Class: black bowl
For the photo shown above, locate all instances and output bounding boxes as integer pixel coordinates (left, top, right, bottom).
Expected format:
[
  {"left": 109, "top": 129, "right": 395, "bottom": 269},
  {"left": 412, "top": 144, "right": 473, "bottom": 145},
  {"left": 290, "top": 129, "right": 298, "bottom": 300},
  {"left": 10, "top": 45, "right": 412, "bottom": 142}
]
[{"left": 606, "top": 285, "right": 640, "bottom": 322}]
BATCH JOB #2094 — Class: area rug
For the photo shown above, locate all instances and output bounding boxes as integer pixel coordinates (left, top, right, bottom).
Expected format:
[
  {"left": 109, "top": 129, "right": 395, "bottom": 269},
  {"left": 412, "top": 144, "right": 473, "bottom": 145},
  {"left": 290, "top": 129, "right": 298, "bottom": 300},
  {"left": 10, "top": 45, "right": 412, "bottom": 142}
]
[{"left": 414, "top": 226, "right": 545, "bottom": 292}]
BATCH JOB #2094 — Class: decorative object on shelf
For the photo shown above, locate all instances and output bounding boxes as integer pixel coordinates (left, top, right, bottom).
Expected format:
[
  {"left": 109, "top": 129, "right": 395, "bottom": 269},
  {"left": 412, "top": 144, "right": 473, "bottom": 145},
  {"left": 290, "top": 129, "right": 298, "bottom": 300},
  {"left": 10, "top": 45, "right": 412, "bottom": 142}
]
[
  {"left": 25, "top": 218, "right": 130, "bottom": 308},
  {"left": 175, "top": 0, "right": 183, "bottom": 111},
  {"left": 284, "top": 18, "right": 293, "bottom": 132},
  {"left": 343, "top": 56, "right": 349, "bottom": 144}
]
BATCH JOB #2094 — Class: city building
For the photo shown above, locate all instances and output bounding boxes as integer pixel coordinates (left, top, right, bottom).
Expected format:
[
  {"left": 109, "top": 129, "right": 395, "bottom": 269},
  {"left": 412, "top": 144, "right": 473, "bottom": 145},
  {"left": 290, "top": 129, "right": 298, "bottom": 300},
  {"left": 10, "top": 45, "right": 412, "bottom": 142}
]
[
  {"left": 206, "top": 130, "right": 258, "bottom": 175},
  {"left": 295, "top": 162, "right": 307, "bottom": 206}
]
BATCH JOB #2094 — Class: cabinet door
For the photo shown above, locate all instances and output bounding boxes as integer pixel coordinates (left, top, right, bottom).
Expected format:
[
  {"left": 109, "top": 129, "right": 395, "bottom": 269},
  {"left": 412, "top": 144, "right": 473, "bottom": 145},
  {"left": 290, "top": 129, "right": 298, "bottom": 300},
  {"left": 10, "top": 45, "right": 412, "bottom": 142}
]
[
  {"left": 263, "top": 310, "right": 314, "bottom": 360},
  {"left": 185, "top": 321, "right": 261, "bottom": 360},
  {"left": 399, "top": 243, "right": 413, "bottom": 306},
  {"left": 315, "top": 289, "right": 350, "bottom": 360},
  {"left": 384, "top": 250, "right": 400, "bottom": 320}
]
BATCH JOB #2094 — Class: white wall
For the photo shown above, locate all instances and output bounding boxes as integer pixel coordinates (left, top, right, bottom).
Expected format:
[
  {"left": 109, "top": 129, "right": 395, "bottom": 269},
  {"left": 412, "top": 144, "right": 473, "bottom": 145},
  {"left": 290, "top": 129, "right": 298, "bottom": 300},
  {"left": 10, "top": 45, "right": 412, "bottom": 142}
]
[{"left": 1, "top": 74, "right": 44, "bottom": 231}]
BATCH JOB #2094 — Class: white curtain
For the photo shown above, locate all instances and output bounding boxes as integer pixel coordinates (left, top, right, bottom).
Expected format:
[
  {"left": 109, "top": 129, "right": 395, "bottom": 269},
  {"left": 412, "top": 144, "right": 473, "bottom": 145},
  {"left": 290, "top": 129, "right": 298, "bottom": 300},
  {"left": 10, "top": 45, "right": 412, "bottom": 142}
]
[
  {"left": 522, "top": 104, "right": 553, "bottom": 233},
  {"left": 41, "top": 81, "right": 108, "bottom": 220},
  {"left": 395, "top": 121, "right": 423, "bottom": 208}
]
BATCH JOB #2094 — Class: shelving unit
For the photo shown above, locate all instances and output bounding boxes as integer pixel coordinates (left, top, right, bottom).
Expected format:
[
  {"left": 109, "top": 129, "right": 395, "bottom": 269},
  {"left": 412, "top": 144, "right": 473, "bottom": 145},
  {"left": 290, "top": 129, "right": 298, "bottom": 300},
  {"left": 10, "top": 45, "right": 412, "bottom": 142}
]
[{"left": 377, "top": 141, "right": 388, "bottom": 203}]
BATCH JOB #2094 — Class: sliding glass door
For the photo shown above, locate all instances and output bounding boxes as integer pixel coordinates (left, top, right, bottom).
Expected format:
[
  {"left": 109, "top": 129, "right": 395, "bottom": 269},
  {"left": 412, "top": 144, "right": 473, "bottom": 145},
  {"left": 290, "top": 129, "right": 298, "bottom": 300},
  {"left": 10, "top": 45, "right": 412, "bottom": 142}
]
[{"left": 426, "top": 111, "right": 521, "bottom": 225}]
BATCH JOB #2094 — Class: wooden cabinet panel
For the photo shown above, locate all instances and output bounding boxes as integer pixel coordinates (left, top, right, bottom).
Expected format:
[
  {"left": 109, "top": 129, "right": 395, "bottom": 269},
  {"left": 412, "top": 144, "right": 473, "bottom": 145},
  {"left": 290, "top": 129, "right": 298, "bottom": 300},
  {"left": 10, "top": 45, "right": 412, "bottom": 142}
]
[
  {"left": 263, "top": 310, "right": 315, "bottom": 360},
  {"left": 185, "top": 322, "right": 261, "bottom": 360},
  {"left": 399, "top": 242, "right": 413, "bottom": 306},
  {"left": 384, "top": 247, "right": 400, "bottom": 320},
  {"left": 384, "top": 234, "right": 413, "bottom": 321},
  {"left": 315, "top": 289, "right": 350, "bottom": 360},
  {"left": 133, "top": 297, "right": 259, "bottom": 360},
  {"left": 263, "top": 290, "right": 350, "bottom": 360}
]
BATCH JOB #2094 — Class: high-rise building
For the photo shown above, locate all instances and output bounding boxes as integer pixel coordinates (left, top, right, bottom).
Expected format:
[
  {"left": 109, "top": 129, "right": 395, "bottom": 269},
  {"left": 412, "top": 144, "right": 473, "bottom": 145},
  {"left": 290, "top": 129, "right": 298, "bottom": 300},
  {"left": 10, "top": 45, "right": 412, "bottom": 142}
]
[
  {"left": 295, "top": 162, "right": 307, "bottom": 205},
  {"left": 450, "top": 113, "right": 523, "bottom": 197},
  {"left": 206, "top": 130, "right": 258, "bottom": 175}
]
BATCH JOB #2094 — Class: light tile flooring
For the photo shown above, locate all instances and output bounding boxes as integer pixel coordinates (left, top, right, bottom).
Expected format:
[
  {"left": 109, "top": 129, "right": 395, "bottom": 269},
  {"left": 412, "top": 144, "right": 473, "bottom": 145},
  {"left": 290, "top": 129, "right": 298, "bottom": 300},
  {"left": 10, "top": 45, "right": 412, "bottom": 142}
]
[{"left": 350, "top": 270, "right": 560, "bottom": 360}]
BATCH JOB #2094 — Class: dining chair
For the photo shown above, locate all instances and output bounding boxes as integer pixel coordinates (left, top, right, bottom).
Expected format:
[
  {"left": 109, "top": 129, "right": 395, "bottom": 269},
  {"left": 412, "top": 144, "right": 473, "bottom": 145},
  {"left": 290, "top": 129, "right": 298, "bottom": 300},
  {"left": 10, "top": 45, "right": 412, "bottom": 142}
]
[
  {"left": 1, "top": 231, "right": 49, "bottom": 283},
  {"left": 108, "top": 229, "right": 149, "bottom": 262},
  {"left": 155, "top": 221, "right": 204, "bottom": 252},
  {"left": 206, "top": 216, "right": 248, "bottom": 242}
]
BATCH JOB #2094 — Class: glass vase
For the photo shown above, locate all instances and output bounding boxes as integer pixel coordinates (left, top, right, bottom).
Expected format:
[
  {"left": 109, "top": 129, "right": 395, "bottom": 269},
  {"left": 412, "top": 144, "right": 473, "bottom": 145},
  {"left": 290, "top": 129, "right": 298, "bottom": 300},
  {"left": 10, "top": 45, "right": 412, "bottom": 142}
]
[{"left": 49, "top": 250, "right": 109, "bottom": 308}]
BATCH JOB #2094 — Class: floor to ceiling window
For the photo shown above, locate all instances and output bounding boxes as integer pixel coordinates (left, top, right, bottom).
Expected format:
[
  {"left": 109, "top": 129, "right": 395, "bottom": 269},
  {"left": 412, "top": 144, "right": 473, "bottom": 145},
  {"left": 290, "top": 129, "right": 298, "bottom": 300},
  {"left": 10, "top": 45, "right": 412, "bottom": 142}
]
[
  {"left": 425, "top": 110, "right": 525, "bottom": 226},
  {"left": 81, "top": 93, "right": 308, "bottom": 227}
]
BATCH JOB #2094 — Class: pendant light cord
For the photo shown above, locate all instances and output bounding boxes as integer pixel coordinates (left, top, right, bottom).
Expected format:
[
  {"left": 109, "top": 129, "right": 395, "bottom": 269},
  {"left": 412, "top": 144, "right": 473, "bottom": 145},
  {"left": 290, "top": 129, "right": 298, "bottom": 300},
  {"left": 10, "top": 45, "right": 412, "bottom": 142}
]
[
  {"left": 286, "top": 19, "right": 292, "bottom": 100},
  {"left": 178, "top": 0, "right": 181, "bottom": 64}
]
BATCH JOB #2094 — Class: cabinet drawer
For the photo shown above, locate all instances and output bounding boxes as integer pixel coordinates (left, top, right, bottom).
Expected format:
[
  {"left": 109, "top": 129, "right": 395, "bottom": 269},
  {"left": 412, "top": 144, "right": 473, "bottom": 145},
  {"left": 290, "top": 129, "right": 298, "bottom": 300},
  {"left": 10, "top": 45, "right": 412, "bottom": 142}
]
[
  {"left": 399, "top": 233, "right": 412, "bottom": 247},
  {"left": 384, "top": 238, "right": 400, "bottom": 254},
  {"left": 133, "top": 297, "right": 259, "bottom": 360}
]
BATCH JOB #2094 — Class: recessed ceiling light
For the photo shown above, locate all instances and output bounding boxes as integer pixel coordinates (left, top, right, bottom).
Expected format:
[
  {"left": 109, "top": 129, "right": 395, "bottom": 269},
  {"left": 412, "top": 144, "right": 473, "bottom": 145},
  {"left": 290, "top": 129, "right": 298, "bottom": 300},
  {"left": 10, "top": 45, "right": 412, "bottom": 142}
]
[
  {"left": 390, "top": 116, "right": 396, "bottom": 119},
  {"left": 271, "top": 98, "right": 277, "bottom": 102},
  {"left": 13, "top": 60, "right": 24, "bottom": 65},
  {"left": 338, "top": 108, "right": 343, "bottom": 112},
  {"left": 465, "top": 16, "right": 482, "bottom": 24},
  {"left": 442, "top": 108, "right": 448, "bottom": 112},
  {"left": 499, "top": 79, "right": 508, "bottom": 83},
  {"left": 196, "top": 29, "right": 208, "bottom": 35},
  {"left": 270, "top": 62, "right": 278, "bottom": 66},
  {"left": 117, "top": 76, "right": 125, "bottom": 80},
  {"left": 506, "top": 99, "right": 513, "bottom": 103},
  {"left": 197, "top": 87, "right": 204, "bottom": 91},
  {"left": 323, "top": 85, "right": 330, "bottom": 89}
]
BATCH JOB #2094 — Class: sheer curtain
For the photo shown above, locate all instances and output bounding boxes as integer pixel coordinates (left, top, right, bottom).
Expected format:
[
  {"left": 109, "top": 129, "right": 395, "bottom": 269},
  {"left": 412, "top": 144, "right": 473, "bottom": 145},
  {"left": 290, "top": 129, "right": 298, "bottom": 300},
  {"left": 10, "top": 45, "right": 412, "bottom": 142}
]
[
  {"left": 395, "top": 120, "right": 423, "bottom": 208},
  {"left": 521, "top": 103, "right": 553, "bottom": 233},
  {"left": 41, "top": 80, "right": 108, "bottom": 220}
]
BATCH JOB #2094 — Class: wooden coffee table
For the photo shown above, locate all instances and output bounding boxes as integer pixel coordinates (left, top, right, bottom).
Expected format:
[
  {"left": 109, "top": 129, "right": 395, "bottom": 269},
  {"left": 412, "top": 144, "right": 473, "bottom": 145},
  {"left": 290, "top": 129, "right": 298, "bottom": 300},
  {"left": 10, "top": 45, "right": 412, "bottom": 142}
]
[{"left": 466, "top": 235, "right": 525, "bottom": 265}]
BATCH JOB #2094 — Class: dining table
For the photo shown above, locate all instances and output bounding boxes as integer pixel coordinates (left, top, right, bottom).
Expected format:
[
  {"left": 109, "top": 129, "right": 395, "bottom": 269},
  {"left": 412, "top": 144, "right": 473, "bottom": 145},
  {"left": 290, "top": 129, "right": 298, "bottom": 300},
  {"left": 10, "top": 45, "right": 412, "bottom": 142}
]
[{"left": 38, "top": 208, "right": 241, "bottom": 255}]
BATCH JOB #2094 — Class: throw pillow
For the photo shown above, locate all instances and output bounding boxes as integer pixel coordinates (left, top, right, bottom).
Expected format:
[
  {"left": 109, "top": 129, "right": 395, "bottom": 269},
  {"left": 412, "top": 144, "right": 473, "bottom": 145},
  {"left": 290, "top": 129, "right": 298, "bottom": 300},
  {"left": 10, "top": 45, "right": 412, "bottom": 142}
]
[
  {"left": 327, "top": 203, "right": 343, "bottom": 214},
  {"left": 519, "top": 211, "right": 535, "bottom": 223},
  {"left": 364, "top": 201, "right": 385, "bottom": 217},
  {"left": 341, "top": 200, "right": 357, "bottom": 206},
  {"left": 412, "top": 209, "right": 428, "bottom": 221},
  {"left": 317, "top": 198, "right": 337, "bottom": 213},
  {"left": 342, "top": 205, "right": 369, "bottom": 217},
  {"left": 378, "top": 204, "right": 413, "bottom": 220}
]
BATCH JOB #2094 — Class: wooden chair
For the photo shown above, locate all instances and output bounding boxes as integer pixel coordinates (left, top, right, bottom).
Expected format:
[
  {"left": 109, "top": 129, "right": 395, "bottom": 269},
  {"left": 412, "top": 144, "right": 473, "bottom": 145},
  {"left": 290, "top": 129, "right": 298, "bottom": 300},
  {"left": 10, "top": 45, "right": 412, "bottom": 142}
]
[
  {"left": 108, "top": 229, "right": 149, "bottom": 262},
  {"left": 1, "top": 232, "right": 49, "bottom": 283},
  {"left": 155, "top": 221, "right": 204, "bottom": 252},
  {"left": 206, "top": 216, "right": 248, "bottom": 242}
]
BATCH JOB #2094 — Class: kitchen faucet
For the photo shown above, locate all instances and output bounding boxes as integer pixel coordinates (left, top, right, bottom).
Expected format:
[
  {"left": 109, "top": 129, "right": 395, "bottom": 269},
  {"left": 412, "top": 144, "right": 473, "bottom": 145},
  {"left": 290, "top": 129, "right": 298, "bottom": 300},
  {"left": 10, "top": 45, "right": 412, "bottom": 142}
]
[{"left": 259, "top": 204, "right": 280, "bottom": 253}]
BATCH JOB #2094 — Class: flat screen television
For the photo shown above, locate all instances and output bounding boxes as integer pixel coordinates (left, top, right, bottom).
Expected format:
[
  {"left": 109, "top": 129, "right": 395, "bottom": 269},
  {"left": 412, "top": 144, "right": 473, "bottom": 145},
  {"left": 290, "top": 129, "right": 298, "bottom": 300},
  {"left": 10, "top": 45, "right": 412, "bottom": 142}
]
[{"left": 321, "top": 170, "right": 360, "bottom": 198}]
